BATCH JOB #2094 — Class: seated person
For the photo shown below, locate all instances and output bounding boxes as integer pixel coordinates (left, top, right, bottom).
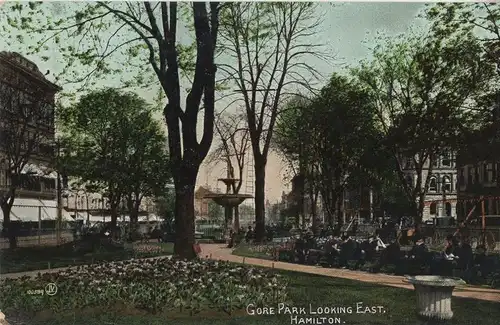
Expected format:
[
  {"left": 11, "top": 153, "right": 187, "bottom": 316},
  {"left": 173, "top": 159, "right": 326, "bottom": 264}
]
[
  {"left": 373, "top": 240, "right": 401, "bottom": 272},
  {"left": 431, "top": 234, "right": 457, "bottom": 276},
  {"left": 443, "top": 234, "right": 459, "bottom": 259},
  {"left": 406, "top": 238, "right": 429, "bottom": 274},
  {"left": 409, "top": 238, "right": 428, "bottom": 262},
  {"left": 338, "top": 234, "right": 356, "bottom": 268},
  {"left": 455, "top": 238, "right": 473, "bottom": 271}
]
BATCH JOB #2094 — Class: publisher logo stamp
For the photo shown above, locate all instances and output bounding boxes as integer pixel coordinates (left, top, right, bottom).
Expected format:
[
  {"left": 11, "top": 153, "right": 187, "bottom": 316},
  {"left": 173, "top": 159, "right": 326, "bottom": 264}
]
[{"left": 44, "top": 283, "right": 58, "bottom": 296}]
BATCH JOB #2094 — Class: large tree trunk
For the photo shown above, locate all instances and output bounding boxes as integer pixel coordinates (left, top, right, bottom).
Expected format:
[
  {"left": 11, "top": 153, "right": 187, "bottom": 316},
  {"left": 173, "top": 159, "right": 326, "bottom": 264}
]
[
  {"left": 415, "top": 193, "right": 425, "bottom": 225},
  {"left": 1, "top": 204, "right": 17, "bottom": 249},
  {"left": 311, "top": 189, "right": 319, "bottom": 232},
  {"left": 254, "top": 158, "right": 266, "bottom": 242},
  {"left": 173, "top": 167, "right": 197, "bottom": 259},
  {"left": 233, "top": 206, "right": 240, "bottom": 231}
]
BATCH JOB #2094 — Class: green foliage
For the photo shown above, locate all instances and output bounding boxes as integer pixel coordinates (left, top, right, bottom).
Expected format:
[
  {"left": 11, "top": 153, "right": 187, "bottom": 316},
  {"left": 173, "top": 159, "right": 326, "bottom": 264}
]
[
  {"left": 1, "top": 2, "right": 197, "bottom": 95},
  {"left": 57, "top": 88, "right": 171, "bottom": 207},
  {"left": 275, "top": 73, "right": 384, "bottom": 223},
  {"left": 155, "top": 192, "right": 175, "bottom": 222},
  {"left": 352, "top": 29, "right": 496, "bottom": 221}
]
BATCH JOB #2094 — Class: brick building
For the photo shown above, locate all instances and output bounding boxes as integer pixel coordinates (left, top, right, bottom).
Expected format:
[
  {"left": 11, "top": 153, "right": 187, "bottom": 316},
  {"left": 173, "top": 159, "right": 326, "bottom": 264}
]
[
  {"left": 0, "top": 51, "right": 61, "bottom": 222},
  {"left": 456, "top": 96, "right": 500, "bottom": 224},
  {"left": 402, "top": 151, "right": 458, "bottom": 221}
]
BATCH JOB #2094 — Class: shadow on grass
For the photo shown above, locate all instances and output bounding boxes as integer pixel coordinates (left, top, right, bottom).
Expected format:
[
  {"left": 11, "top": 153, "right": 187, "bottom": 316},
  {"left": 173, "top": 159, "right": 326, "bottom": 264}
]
[{"left": 0, "top": 242, "right": 174, "bottom": 274}]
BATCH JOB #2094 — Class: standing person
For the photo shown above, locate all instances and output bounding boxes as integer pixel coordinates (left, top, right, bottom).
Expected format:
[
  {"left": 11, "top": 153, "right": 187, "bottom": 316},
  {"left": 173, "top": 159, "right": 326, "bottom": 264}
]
[
  {"left": 413, "top": 223, "right": 423, "bottom": 244},
  {"left": 245, "top": 226, "right": 253, "bottom": 243},
  {"left": 454, "top": 222, "right": 470, "bottom": 243},
  {"left": 351, "top": 219, "right": 358, "bottom": 238}
]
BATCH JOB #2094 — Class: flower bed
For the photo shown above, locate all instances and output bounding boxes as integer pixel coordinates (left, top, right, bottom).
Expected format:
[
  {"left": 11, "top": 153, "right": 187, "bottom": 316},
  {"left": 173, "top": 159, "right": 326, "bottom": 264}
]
[{"left": 0, "top": 258, "right": 288, "bottom": 315}]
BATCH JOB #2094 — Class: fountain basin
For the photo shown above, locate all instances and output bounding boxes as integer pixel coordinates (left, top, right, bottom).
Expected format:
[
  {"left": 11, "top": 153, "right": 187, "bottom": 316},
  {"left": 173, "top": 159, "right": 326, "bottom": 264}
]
[
  {"left": 203, "top": 193, "right": 253, "bottom": 207},
  {"left": 403, "top": 275, "right": 465, "bottom": 321}
]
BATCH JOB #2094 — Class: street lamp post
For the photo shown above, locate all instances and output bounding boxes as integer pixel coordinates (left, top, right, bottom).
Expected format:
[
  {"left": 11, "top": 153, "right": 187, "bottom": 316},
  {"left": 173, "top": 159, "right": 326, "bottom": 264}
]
[
  {"left": 55, "top": 141, "right": 64, "bottom": 245},
  {"left": 442, "top": 180, "right": 447, "bottom": 218}
]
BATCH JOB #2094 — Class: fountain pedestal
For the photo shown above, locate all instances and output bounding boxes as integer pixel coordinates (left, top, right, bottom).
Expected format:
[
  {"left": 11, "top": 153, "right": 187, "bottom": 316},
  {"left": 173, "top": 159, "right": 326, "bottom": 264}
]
[{"left": 404, "top": 276, "right": 465, "bottom": 323}]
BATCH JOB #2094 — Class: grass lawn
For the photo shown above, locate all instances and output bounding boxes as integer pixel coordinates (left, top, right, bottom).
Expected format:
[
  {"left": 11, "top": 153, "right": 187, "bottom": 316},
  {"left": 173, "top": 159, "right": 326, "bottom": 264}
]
[
  {"left": 0, "top": 242, "right": 173, "bottom": 274},
  {"left": 24, "top": 270, "right": 500, "bottom": 325}
]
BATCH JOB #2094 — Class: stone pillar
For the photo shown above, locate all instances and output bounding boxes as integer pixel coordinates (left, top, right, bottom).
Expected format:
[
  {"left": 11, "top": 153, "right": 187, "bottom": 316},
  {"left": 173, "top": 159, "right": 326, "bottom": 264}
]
[
  {"left": 414, "top": 284, "right": 454, "bottom": 320},
  {"left": 405, "top": 276, "right": 464, "bottom": 324}
]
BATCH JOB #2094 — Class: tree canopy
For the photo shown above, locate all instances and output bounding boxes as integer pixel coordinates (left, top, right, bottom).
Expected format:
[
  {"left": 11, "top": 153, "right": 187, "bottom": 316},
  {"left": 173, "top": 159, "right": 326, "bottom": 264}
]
[{"left": 58, "top": 88, "right": 171, "bottom": 226}]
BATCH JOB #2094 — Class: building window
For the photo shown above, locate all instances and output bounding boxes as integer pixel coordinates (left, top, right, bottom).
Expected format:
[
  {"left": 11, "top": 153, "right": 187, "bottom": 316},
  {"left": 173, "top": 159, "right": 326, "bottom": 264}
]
[
  {"left": 430, "top": 202, "right": 437, "bottom": 215},
  {"left": 445, "top": 202, "right": 452, "bottom": 217},
  {"left": 429, "top": 177, "right": 437, "bottom": 192},
  {"left": 442, "top": 176, "right": 452, "bottom": 193},
  {"left": 493, "top": 163, "right": 497, "bottom": 182},
  {"left": 474, "top": 166, "right": 479, "bottom": 184},
  {"left": 484, "top": 163, "right": 489, "bottom": 183},
  {"left": 441, "top": 151, "right": 451, "bottom": 167},
  {"left": 468, "top": 166, "right": 473, "bottom": 185},
  {"left": 459, "top": 168, "right": 465, "bottom": 185}
]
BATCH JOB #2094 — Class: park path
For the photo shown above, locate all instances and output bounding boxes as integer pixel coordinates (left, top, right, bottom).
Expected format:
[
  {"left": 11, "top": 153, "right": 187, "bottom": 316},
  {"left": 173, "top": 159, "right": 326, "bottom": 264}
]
[
  {"left": 200, "top": 244, "right": 500, "bottom": 303},
  {"left": 2, "top": 244, "right": 498, "bottom": 303}
]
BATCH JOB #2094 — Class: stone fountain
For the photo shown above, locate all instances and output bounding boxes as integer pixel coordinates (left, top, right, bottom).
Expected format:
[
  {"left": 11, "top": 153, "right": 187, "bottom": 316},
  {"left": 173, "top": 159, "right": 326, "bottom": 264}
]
[{"left": 204, "top": 165, "right": 252, "bottom": 233}]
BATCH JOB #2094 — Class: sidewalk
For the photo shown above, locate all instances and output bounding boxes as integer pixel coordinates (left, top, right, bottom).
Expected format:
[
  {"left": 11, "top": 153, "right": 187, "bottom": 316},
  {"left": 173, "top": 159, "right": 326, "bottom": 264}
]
[{"left": 200, "top": 244, "right": 500, "bottom": 303}]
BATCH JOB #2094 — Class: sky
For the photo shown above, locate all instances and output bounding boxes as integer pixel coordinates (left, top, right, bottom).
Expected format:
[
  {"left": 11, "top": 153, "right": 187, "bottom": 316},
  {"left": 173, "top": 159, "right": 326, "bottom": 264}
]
[
  {"left": 1, "top": 2, "right": 429, "bottom": 203},
  {"left": 201, "top": 2, "right": 429, "bottom": 203}
]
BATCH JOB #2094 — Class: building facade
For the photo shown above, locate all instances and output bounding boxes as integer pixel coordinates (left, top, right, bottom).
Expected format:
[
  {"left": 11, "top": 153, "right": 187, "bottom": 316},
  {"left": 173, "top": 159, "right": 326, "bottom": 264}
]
[
  {"left": 0, "top": 52, "right": 60, "bottom": 222},
  {"left": 195, "top": 186, "right": 214, "bottom": 219},
  {"left": 456, "top": 99, "right": 500, "bottom": 223},
  {"left": 402, "top": 150, "right": 458, "bottom": 221}
]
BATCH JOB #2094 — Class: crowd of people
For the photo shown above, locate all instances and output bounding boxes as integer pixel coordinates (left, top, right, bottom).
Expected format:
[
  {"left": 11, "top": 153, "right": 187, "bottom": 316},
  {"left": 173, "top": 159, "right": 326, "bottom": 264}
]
[{"left": 234, "top": 219, "right": 498, "bottom": 282}]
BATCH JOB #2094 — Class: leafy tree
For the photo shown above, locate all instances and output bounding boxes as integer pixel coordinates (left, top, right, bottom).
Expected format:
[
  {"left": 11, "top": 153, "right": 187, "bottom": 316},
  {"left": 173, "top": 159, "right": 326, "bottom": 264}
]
[
  {"left": 58, "top": 88, "right": 170, "bottom": 228},
  {"left": 0, "top": 61, "right": 59, "bottom": 248},
  {"left": 276, "top": 74, "right": 382, "bottom": 226},
  {"left": 353, "top": 31, "right": 496, "bottom": 223},
  {"left": 155, "top": 190, "right": 175, "bottom": 224},
  {"left": 122, "top": 109, "right": 171, "bottom": 226},
  {"left": 217, "top": 2, "right": 327, "bottom": 241},
  {"left": 275, "top": 96, "right": 319, "bottom": 228},
  {"left": 4, "top": 2, "right": 221, "bottom": 258},
  {"left": 425, "top": 3, "right": 500, "bottom": 129}
]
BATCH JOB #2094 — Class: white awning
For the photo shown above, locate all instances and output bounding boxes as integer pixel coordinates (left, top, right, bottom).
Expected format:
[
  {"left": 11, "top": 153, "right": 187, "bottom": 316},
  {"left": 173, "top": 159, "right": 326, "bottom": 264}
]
[
  {"left": 2, "top": 198, "right": 72, "bottom": 222},
  {"left": 21, "top": 163, "right": 44, "bottom": 176},
  {"left": 20, "top": 163, "right": 57, "bottom": 178}
]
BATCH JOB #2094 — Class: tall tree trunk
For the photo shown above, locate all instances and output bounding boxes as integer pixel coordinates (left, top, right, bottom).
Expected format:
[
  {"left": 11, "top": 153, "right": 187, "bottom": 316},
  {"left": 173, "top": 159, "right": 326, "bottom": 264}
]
[
  {"left": 1, "top": 204, "right": 17, "bottom": 249},
  {"left": 311, "top": 189, "right": 318, "bottom": 232},
  {"left": 254, "top": 158, "right": 266, "bottom": 242},
  {"left": 173, "top": 167, "right": 197, "bottom": 259},
  {"left": 416, "top": 193, "right": 425, "bottom": 224},
  {"left": 110, "top": 203, "right": 119, "bottom": 228},
  {"left": 234, "top": 206, "right": 240, "bottom": 231}
]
